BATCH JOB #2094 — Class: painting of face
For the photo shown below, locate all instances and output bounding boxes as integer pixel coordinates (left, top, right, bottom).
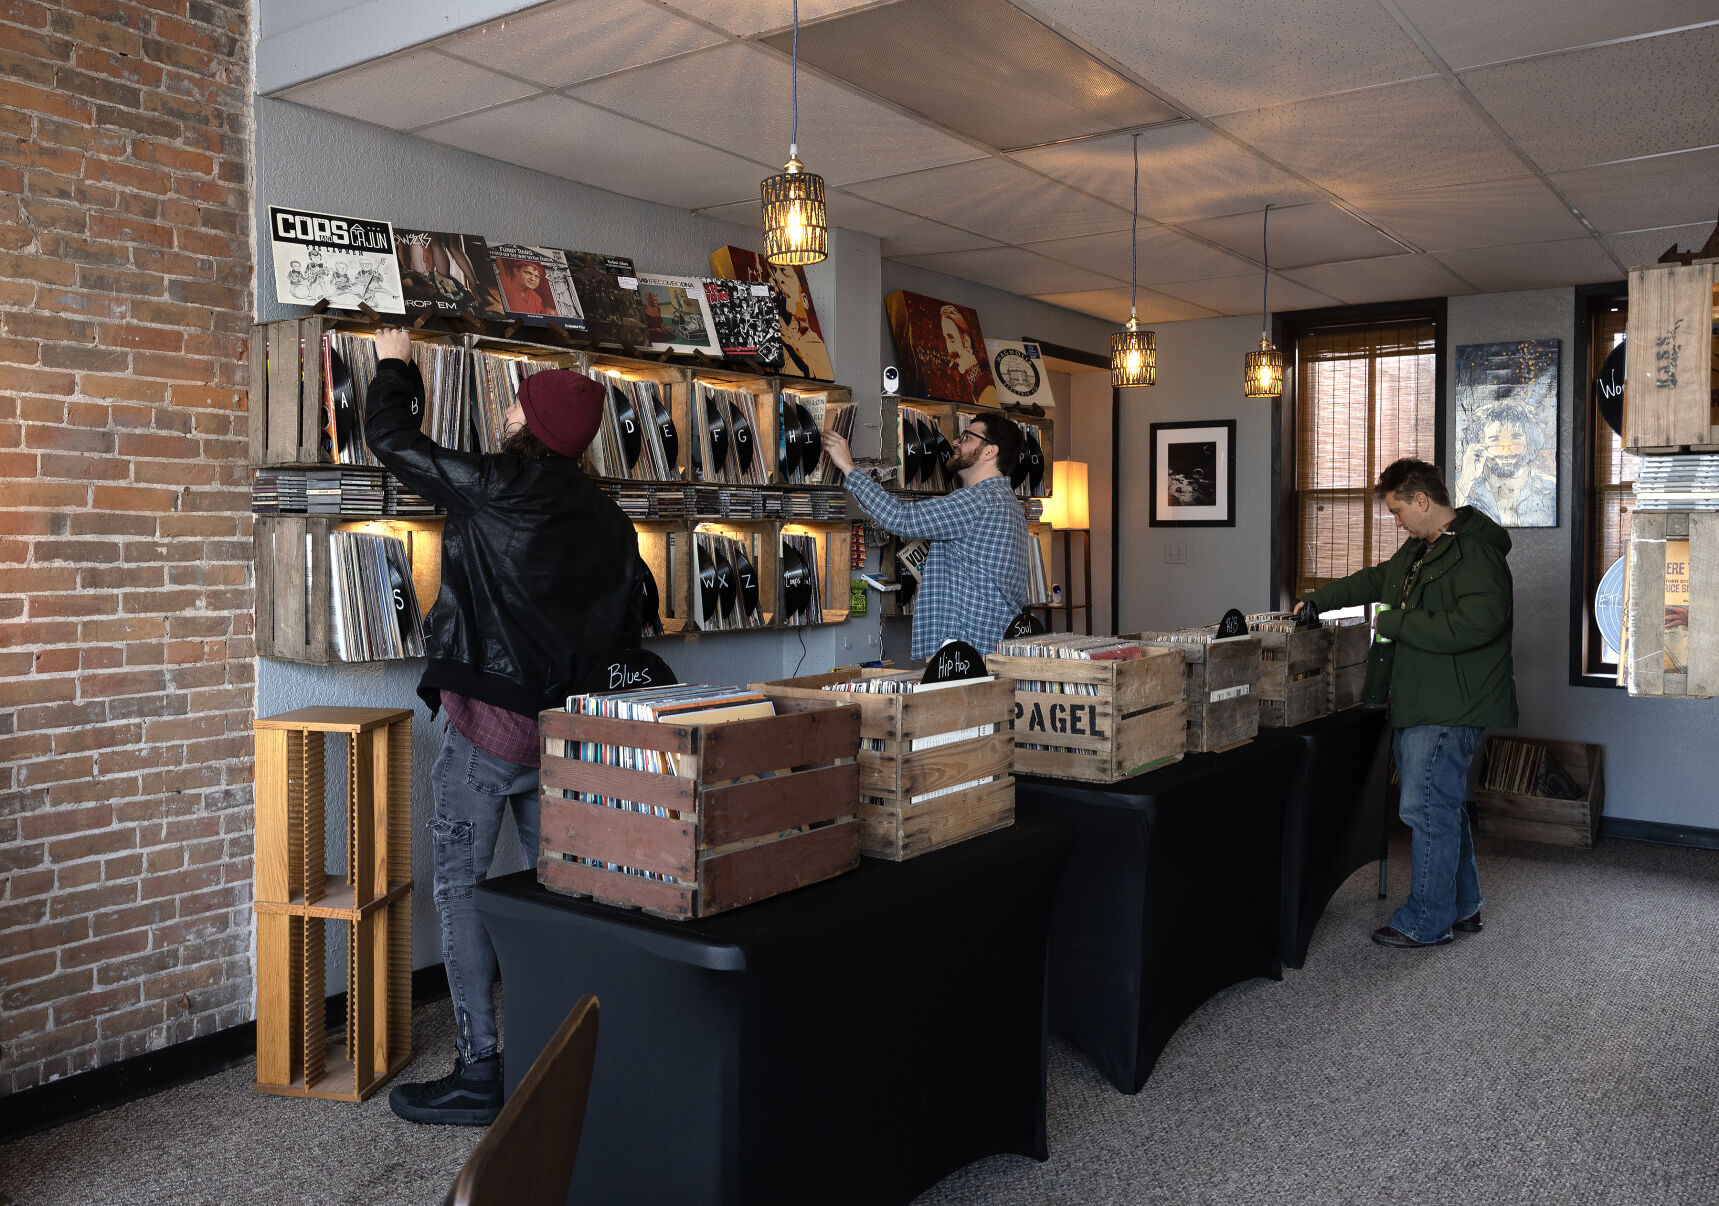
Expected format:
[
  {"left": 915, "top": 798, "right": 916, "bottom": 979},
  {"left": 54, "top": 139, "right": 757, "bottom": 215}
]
[{"left": 885, "top": 290, "right": 997, "bottom": 407}]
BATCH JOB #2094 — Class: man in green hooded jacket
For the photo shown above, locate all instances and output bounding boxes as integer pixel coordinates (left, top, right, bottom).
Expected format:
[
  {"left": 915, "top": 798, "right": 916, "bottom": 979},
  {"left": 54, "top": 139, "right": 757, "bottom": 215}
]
[{"left": 1297, "top": 457, "right": 1517, "bottom": 948}]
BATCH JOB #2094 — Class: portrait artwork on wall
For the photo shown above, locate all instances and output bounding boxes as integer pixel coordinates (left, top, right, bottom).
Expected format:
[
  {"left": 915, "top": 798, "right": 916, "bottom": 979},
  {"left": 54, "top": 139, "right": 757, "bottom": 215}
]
[
  {"left": 1453, "top": 339, "right": 1560, "bottom": 528},
  {"left": 885, "top": 290, "right": 999, "bottom": 408},
  {"left": 1149, "top": 420, "right": 1236, "bottom": 527},
  {"left": 708, "top": 246, "right": 833, "bottom": 380}
]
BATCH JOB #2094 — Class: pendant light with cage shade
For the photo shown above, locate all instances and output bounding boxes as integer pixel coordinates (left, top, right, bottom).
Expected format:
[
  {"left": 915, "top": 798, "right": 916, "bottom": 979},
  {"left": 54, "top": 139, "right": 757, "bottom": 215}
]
[
  {"left": 1243, "top": 204, "right": 1284, "bottom": 398},
  {"left": 761, "top": 0, "right": 828, "bottom": 266},
  {"left": 1110, "top": 133, "right": 1156, "bottom": 388}
]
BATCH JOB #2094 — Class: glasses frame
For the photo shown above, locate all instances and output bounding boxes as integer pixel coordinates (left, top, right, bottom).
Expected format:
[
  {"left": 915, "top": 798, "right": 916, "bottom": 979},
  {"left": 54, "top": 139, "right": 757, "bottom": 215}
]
[{"left": 956, "top": 429, "right": 994, "bottom": 447}]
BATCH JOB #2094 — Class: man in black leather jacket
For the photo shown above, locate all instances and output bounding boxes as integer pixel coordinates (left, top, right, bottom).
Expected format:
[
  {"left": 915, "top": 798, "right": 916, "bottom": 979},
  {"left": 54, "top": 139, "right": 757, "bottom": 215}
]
[{"left": 364, "top": 328, "right": 639, "bottom": 1125}]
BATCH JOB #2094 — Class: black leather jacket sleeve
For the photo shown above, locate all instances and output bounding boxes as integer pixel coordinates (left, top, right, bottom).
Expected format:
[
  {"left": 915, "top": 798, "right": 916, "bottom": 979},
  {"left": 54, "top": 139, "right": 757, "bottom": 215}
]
[{"left": 363, "top": 357, "right": 489, "bottom": 515}]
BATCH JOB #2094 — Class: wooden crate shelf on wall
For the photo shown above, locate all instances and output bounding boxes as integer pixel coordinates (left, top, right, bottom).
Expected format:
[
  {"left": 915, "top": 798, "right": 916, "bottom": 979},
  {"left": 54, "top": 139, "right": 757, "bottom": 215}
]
[{"left": 1623, "top": 259, "right": 1719, "bottom": 454}]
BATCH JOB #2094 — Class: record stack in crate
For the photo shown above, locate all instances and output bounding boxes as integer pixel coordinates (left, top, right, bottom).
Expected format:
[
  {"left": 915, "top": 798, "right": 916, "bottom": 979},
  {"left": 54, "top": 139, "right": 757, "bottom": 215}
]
[
  {"left": 1007, "top": 419, "right": 1048, "bottom": 500},
  {"left": 328, "top": 528, "right": 426, "bottom": 662},
  {"left": 897, "top": 405, "right": 954, "bottom": 492},
  {"left": 691, "top": 382, "right": 767, "bottom": 486},
  {"left": 778, "top": 531, "right": 825, "bottom": 626},
  {"left": 586, "top": 374, "right": 681, "bottom": 482},
  {"left": 780, "top": 389, "right": 854, "bottom": 486},
  {"left": 472, "top": 349, "right": 555, "bottom": 453},
  {"left": 692, "top": 530, "right": 766, "bottom": 632},
  {"left": 1131, "top": 627, "right": 1263, "bottom": 753}
]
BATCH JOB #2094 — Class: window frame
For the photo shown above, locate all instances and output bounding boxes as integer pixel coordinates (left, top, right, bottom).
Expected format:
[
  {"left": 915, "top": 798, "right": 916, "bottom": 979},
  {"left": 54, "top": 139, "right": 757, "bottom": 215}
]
[
  {"left": 1271, "top": 299, "right": 1449, "bottom": 609},
  {"left": 1568, "top": 281, "right": 1630, "bottom": 688}
]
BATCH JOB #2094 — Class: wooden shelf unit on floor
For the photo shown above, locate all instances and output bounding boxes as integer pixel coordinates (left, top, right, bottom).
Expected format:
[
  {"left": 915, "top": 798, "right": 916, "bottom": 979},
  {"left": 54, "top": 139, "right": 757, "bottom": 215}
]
[{"left": 253, "top": 707, "right": 414, "bottom": 1102}]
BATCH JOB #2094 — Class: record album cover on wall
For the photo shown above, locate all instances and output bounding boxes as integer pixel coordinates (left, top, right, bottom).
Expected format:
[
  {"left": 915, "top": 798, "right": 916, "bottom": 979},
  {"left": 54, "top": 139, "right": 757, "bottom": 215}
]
[
  {"left": 269, "top": 204, "right": 404, "bottom": 314},
  {"left": 708, "top": 245, "right": 833, "bottom": 380},
  {"left": 636, "top": 274, "right": 722, "bottom": 356},
  {"left": 1149, "top": 420, "right": 1236, "bottom": 527},
  {"left": 885, "top": 291, "right": 998, "bottom": 408},
  {"left": 491, "top": 243, "right": 587, "bottom": 332},
  {"left": 562, "top": 251, "right": 650, "bottom": 347},
  {"left": 393, "top": 228, "right": 505, "bottom": 320}
]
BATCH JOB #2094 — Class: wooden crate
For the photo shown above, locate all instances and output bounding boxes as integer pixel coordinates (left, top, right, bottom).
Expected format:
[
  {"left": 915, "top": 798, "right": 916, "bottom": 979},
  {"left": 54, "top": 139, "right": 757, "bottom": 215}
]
[
  {"left": 778, "top": 521, "right": 852, "bottom": 626},
  {"left": 253, "top": 708, "right": 414, "bottom": 1102},
  {"left": 1248, "top": 614, "right": 1332, "bottom": 728},
  {"left": 1622, "top": 259, "right": 1719, "bottom": 454},
  {"left": 536, "top": 697, "right": 861, "bottom": 919},
  {"left": 251, "top": 315, "right": 339, "bottom": 467},
  {"left": 690, "top": 369, "right": 778, "bottom": 485},
  {"left": 1623, "top": 510, "right": 1719, "bottom": 698},
  {"left": 1473, "top": 738, "right": 1605, "bottom": 848},
  {"left": 985, "top": 647, "right": 1187, "bottom": 783},
  {"left": 1325, "top": 619, "right": 1372, "bottom": 712},
  {"left": 1132, "top": 632, "right": 1261, "bottom": 753},
  {"left": 583, "top": 354, "right": 691, "bottom": 483},
  {"left": 753, "top": 669, "right": 1016, "bottom": 860},
  {"left": 254, "top": 515, "right": 442, "bottom": 664}
]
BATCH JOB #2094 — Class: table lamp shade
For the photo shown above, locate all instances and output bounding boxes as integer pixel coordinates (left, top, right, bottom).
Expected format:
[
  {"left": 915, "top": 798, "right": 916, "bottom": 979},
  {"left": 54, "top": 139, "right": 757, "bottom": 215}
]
[{"left": 1045, "top": 461, "right": 1089, "bottom": 530}]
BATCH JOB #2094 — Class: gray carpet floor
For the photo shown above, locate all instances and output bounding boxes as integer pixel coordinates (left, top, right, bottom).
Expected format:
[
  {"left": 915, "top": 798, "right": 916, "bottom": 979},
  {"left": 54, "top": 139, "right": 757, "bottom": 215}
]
[{"left": 3, "top": 833, "right": 1716, "bottom": 1206}]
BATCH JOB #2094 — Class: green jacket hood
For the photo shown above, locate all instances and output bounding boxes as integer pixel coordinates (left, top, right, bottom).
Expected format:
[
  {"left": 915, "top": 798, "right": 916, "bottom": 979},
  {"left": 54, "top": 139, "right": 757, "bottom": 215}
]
[{"left": 1451, "top": 505, "right": 1511, "bottom": 557}]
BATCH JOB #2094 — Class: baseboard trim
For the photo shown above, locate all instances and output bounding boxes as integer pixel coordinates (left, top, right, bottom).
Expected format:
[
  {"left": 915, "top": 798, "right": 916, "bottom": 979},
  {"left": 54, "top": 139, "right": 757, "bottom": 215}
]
[
  {"left": 0, "top": 964, "right": 449, "bottom": 1144},
  {"left": 1600, "top": 817, "right": 1719, "bottom": 850}
]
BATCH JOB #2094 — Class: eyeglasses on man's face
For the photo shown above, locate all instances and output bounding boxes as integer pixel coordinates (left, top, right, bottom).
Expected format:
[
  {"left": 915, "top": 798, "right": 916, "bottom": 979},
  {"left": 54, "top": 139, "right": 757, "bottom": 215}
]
[{"left": 955, "top": 429, "right": 993, "bottom": 447}]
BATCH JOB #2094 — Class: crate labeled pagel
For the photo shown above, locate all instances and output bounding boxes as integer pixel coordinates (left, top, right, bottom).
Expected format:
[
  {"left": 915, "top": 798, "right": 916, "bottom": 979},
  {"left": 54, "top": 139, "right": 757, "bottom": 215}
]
[
  {"left": 754, "top": 667, "right": 1015, "bottom": 861},
  {"left": 537, "top": 695, "right": 861, "bottom": 919},
  {"left": 1131, "top": 629, "right": 1262, "bottom": 753},
  {"left": 987, "top": 638, "right": 1186, "bottom": 783},
  {"left": 1247, "top": 613, "right": 1332, "bottom": 727},
  {"left": 1324, "top": 618, "right": 1372, "bottom": 711}
]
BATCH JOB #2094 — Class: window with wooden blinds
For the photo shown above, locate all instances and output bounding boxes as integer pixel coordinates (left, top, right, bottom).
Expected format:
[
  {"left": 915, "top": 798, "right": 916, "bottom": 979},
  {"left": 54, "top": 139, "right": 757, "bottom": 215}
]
[
  {"left": 1295, "top": 323, "right": 1437, "bottom": 596},
  {"left": 1582, "top": 301, "right": 1633, "bottom": 675}
]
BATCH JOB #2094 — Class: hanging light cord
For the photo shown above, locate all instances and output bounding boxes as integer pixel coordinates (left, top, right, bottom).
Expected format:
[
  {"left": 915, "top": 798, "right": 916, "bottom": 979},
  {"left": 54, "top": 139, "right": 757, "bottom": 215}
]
[
  {"left": 790, "top": 0, "right": 800, "bottom": 159},
  {"left": 1260, "top": 203, "right": 1271, "bottom": 334},
  {"left": 1130, "top": 133, "right": 1140, "bottom": 319}
]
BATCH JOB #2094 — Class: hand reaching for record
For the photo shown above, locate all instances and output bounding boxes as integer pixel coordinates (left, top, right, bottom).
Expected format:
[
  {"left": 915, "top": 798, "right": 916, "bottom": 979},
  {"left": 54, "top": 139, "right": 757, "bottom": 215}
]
[
  {"left": 374, "top": 327, "right": 412, "bottom": 365},
  {"left": 820, "top": 428, "right": 854, "bottom": 476}
]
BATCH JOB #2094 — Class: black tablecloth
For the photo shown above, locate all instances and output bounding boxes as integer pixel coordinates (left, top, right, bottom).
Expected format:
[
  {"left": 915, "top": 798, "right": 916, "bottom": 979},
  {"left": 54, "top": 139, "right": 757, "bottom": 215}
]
[
  {"left": 475, "top": 810, "right": 1075, "bottom": 1206},
  {"left": 1015, "top": 737, "right": 1303, "bottom": 1095},
  {"left": 1277, "top": 706, "right": 1391, "bottom": 968}
]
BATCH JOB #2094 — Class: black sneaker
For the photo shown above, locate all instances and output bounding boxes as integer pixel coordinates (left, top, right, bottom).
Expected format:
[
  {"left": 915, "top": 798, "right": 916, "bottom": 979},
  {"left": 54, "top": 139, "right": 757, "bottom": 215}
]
[{"left": 388, "top": 1053, "right": 502, "bottom": 1126}]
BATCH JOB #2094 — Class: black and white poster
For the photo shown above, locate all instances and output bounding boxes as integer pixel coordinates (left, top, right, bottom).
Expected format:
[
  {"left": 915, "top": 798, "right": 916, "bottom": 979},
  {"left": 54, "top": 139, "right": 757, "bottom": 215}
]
[
  {"left": 985, "top": 339, "right": 1056, "bottom": 409},
  {"left": 268, "top": 205, "right": 404, "bottom": 314},
  {"left": 703, "top": 278, "right": 782, "bottom": 366},
  {"left": 1149, "top": 419, "right": 1236, "bottom": 527}
]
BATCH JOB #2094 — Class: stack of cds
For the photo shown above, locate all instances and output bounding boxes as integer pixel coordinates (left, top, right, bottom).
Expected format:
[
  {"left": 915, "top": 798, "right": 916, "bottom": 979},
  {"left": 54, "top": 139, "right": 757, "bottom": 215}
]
[
  {"left": 328, "top": 529, "right": 426, "bottom": 662},
  {"left": 382, "top": 474, "right": 437, "bottom": 515},
  {"left": 585, "top": 373, "right": 680, "bottom": 482},
  {"left": 778, "top": 531, "right": 824, "bottom": 626},
  {"left": 898, "top": 406, "right": 953, "bottom": 491},
  {"left": 692, "top": 530, "right": 765, "bottom": 632},
  {"left": 253, "top": 468, "right": 432, "bottom": 516},
  {"left": 1634, "top": 453, "right": 1719, "bottom": 510}
]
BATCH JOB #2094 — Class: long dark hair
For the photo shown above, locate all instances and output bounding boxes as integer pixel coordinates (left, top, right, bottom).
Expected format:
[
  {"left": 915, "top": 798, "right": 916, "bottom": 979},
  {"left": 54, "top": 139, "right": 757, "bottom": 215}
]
[{"left": 500, "top": 423, "right": 557, "bottom": 461}]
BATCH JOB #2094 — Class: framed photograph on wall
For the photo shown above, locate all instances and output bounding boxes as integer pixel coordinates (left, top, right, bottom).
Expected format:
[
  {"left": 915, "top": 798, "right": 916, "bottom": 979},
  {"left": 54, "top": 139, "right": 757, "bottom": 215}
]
[
  {"left": 1149, "top": 420, "right": 1236, "bottom": 527},
  {"left": 1452, "top": 339, "right": 1559, "bottom": 528}
]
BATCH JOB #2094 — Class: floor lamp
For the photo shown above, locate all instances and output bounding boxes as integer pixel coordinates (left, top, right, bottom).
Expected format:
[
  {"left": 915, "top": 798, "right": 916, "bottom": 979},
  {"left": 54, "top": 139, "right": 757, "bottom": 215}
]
[{"left": 1041, "top": 460, "right": 1091, "bottom": 635}]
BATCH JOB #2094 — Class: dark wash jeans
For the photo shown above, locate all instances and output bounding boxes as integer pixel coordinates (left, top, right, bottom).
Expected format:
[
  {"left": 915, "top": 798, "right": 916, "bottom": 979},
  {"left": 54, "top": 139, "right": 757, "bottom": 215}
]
[
  {"left": 1391, "top": 724, "right": 1485, "bottom": 944},
  {"left": 429, "top": 723, "right": 540, "bottom": 1062}
]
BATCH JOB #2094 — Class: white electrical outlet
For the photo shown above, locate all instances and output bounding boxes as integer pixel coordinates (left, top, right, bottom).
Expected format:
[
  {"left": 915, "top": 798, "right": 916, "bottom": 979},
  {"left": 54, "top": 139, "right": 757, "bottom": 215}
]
[{"left": 1164, "top": 540, "right": 1187, "bottom": 565}]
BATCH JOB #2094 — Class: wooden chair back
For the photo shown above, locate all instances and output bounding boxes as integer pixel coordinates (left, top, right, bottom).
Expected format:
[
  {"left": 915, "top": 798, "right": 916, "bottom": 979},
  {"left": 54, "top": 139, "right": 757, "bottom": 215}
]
[{"left": 444, "top": 994, "right": 600, "bottom": 1206}]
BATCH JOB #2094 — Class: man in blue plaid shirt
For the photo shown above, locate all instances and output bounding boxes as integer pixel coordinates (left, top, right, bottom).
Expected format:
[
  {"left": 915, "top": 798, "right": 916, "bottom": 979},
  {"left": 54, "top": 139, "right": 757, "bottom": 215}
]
[{"left": 822, "top": 414, "right": 1029, "bottom": 659}]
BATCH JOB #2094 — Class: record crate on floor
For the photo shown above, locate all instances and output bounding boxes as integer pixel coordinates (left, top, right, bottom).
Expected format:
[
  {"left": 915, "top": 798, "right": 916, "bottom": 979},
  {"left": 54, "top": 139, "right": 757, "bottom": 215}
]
[
  {"left": 1473, "top": 737, "right": 1605, "bottom": 848},
  {"left": 985, "top": 645, "right": 1186, "bottom": 783},
  {"left": 753, "top": 668, "right": 1016, "bottom": 860},
  {"left": 1325, "top": 618, "right": 1372, "bottom": 711},
  {"left": 253, "top": 707, "right": 414, "bottom": 1102},
  {"left": 537, "top": 697, "right": 861, "bottom": 919},
  {"left": 1248, "top": 614, "right": 1332, "bottom": 728},
  {"left": 1131, "top": 631, "right": 1262, "bottom": 754}
]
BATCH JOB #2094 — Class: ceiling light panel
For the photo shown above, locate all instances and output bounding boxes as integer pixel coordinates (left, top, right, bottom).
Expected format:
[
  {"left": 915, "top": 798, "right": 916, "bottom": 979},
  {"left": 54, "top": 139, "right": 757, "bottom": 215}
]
[
  {"left": 1214, "top": 77, "right": 1524, "bottom": 196},
  {"left": 683, "top": 0, "right": 894, "bottom": 38},
  {"left": 847, "top": 157, "right": 1134, "bottom": 243},
  {"left": 892, "top": 246, "right": 1122, "bottom": 293},
  {"left": 1604, "top": 223, "right": 1718, "bottom": 271},
  {"left": 1023, "top": 0, "right": 1436, "bottom": 115},
  {"left": 1178, "top": 203, "right": 1408, "bottom": 269},
  {"left": 1015, "top": 123, "right": 1325, "bottom": 223},
  {"left": 1022, "top": 225, "right": 1256, "bottom": 284},
  {"left": 1433, "top": 238, "right": 1622, "bottom": 292},
  {"left": 419, "top": 94, "right": 773, "bottom": 211},
  {"left": 1395, "top": 0, "right": 1719, "bottom": 72},
  {"left": 1549, "top": 146, "right": 1719, "bottom": 234},
  {"left": 570, "top": 43, "right": 986, "bottom": 186},
  {"left": 697, "top": 192, "right": 1005, "bottom": 256},
  {"left": 1344, "top": 176, "right": 1587, "bottom": 252},
  {"left": 1030, "top": 287, "right": 1221, "bottom": 325},
  {"left": 1460, "top": 25, "right": 1719, "bottom": 173},
  {"left": 763, "top": 0, "right": 1183, "bottom": 149},
  {"left": 434, "top": 0, "right": 724, "bottom": 89},
  {"left": 277, "top": 49, "right": 540, "bottom": 131},
  {"left": 1281, "top": 254, "right": 1475, "bottom": 304},
  {"left": 1155, "top": 273, "right": 1341, "bottom": 316}
]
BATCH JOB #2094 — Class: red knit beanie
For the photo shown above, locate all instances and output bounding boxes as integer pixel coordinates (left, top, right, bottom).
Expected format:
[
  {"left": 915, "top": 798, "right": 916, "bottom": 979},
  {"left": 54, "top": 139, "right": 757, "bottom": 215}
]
[{"left": 516, "top": 370, "right": 605, "bottom": 459}]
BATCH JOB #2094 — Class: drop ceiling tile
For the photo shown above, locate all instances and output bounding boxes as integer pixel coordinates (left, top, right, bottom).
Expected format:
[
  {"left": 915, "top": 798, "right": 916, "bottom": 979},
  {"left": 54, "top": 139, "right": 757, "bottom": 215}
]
[
  {"left": 1395, "top": 0, "right": 1718, "bottom": 70},
  {"left": 1604, "top": 223, "right": 1719, "bottom": 271},
  {"left": 1550, "top": 146, "right": 1719, "bottom": 234},
  {"left": 891, "top": 247, "right": 1121, "bottom": 294},
  {"left": 1014, "top": 123, "right": 1326, "bottom": 224},
  {"left": 1155, "top": 273, "right": 1343, "bottom": 316},
  {"left": 1281, "top": 254, "right": 1476, "bottom": 304},
  {"left": 1177, "top": 203, "right": 1409, "bottom": 269},
  {"left": 276, "top": 49, "right": 541, "bottom": 130},
  {"left": 1029, "top": 287, "right": 1220, "bottom": 326},
  {"left": 570, "top": 43, "right": 986, "bottom": 186},
  {"left": 1023, "top": 226, "right": 1256, "bottom": 284},
  {"left": 679, "top": 0, "right": 892, "bottom": 38},
  {"left": 1213, "top": 77, "right": 1524, "bottom": 195},
  {"left": 435, "top": 0, "right": 724, "bottom": 89},
  {"left": 1461, "top": 25, "right": 1719, "bottom": 172},
  {"left": 696, "top": 193, "right": 1004, "bottom": 256},
  {"left": 1432, "top": 238, "right": 1623, "bottom": 291},
  {"left": 763, "top": 0, "right": 1184, "bottom": 149},
  {"left": 1024, "top": 0, "right": 1435, "bottom": 114},
  {"left": 847, "top": 157, "right": 1135, "bottom": 243},
  {"left": 1344, "top": 176, "right": 1588, "bottom": 251},
  {"left": 419, "top": 94, "right": 773, "bottom": 211}
]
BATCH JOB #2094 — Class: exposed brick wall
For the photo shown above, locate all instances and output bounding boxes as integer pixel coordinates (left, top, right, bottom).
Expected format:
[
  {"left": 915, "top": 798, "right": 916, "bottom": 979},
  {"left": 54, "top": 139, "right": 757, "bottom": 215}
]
[{"left": 0, "top": 0, "right": 255, "bottom": 1095}]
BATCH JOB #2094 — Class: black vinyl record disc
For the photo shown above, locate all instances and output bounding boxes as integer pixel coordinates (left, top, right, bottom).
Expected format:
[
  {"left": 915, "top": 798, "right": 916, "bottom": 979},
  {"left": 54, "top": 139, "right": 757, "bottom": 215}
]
[
  {"left": 780, "top": 543, "right": 814, "bottom": 618},
  {"left": 1009, "top": 434, "right": 1031, "bottom": 490},
  {"left": 792, "top": 402, "right": 820, "bottom": 477},
  {"left": 1596, "top": 338, "right": 1625, "bottom": 438},
  {"left": 327, "top": 346, "right": 357, "bottom": 459},
  {"left": 698, "top": 547, "right": 719, "bottom": 623},
  {"left": 714, "top": 546, "right": 737, "bottom": 618},
  {"left": 898, "top": 570, "right": 919, "bottom": 611},
  {"left": 904, "top": 415, "right": 928, "bottom": 487},
  {"left": 733, "top": 545, "right": 760, "bottom": 617},
  {"left": 704, "top": 394, "right": 729, "bottom": 473},
  {"left": 730, "top": 401, "right": 755, "bottom": 474},
  {"left": 1025, "top": 429, "right": 1045, "bottom": 492},
  {"left": 637, "top": 557, "right": 663, "bottom": 637},
  {"left": 610, "top": 382, "right": 642, "bottom": 469},
  {"left": 932, "top": 425, "right": 954, "bottom": 466},
  {"left": 650, "top": 389, "right": 678, "bottom": 471}
]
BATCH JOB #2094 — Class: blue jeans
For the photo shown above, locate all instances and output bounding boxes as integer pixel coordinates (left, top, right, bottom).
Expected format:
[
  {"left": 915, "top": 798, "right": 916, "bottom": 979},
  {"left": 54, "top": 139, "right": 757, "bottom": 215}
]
[
  {"left": 429, "top": 723, "right": 540, "bottom": 1062},
  {"left": 1391, "top": 724, "right": 1485, "bottom": 944}
]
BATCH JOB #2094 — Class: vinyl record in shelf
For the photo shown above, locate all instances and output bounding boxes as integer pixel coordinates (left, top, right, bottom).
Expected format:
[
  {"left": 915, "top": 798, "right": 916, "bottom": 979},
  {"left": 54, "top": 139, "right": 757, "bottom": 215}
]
[
  {"left": 904, "top": 416, "right": 929, "bottom": 487},
  {"left": 780, "top": 543, "right": 814, "bottom": 619},
  {"left": 730, "top": 400, "right": 756, "bottom": 475},
  {"left": 713, "top": 546, "right": 737, "bottom": 619},
  {"left": 733, "top": 544, "right": 759, "bottom": 617},
  {"left": 1024, "top": 428, "right": 1045, "bottom": 492},
  {"left": 611, "top": 382, "right": 642, "bottom": 470},
  {"left": 638, "top": 558, "right": 662, "bottom": 637},
  {"left": 651, "top": 391, "right": 679, "bottom": 471},
  {"left": 704, "top": 393, "right": 730, "bottom": 473},
  {"left": 698, "top": 550, "right": 719, "bottom": 623}
]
